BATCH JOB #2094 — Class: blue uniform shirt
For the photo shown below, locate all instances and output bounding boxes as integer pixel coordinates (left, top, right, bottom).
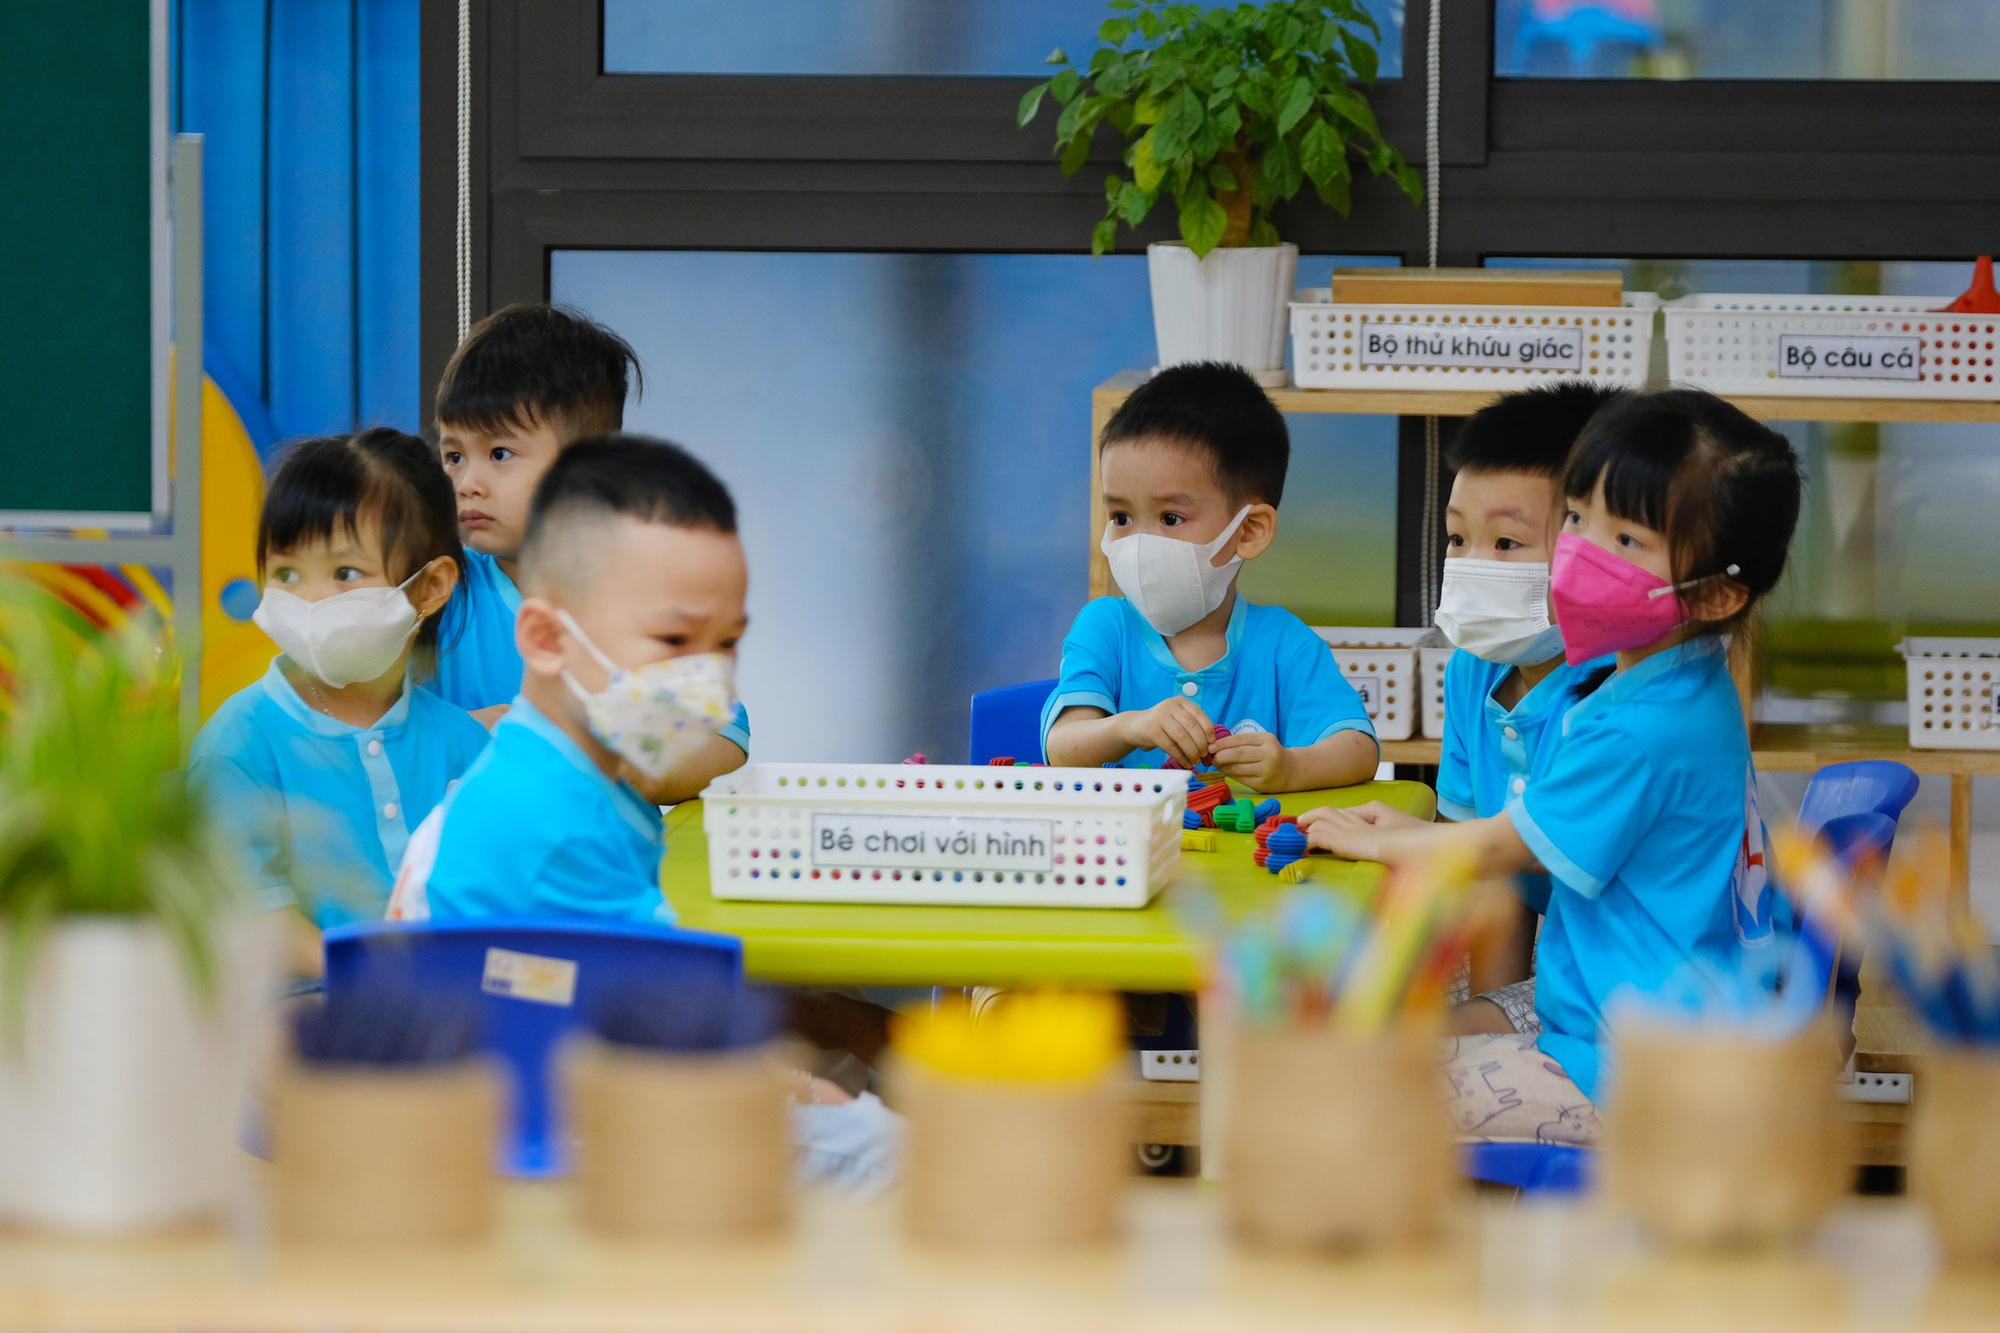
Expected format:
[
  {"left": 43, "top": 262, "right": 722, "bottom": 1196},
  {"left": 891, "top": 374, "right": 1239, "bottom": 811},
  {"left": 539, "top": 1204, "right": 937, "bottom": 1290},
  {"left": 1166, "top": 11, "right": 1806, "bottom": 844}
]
[
  {"left": 1436, "top": 650, "right": 1600, "bottom": 915},
  {"left": 191, "top": 660, "right": 493, "bottom": 928},
  {"left": 425, "top": 696, "right": 672, "bottom": 924},
  {"left": 1039, "top": 595, "right": 1375, "bottom": 766},
  {"left": 434, "top": 550, "right": 753, "bottom": 749},
  {"left": 1507, "top": 638, "right": 1779, "bottom": 1103}
]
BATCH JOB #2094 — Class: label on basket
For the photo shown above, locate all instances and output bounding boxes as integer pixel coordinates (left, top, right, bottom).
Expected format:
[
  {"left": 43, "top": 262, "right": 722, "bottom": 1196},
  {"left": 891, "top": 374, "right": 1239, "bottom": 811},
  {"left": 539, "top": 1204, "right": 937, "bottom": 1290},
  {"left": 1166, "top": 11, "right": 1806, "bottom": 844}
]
[
  {"left": 1777, "top": 334, "right": 1920, "bottom": 381},
  {"left": 1357, "top": 322, "right": 1582, "bottom": 372},
  {"left": 810, "top": 813, "right": 1056, "bottom": 873},
  {"left": 1348, "top": 676, "right": 1382, "bottom": 714},
  {"left": 481, "top": 947, "right": 578, "bottom": 1007}
]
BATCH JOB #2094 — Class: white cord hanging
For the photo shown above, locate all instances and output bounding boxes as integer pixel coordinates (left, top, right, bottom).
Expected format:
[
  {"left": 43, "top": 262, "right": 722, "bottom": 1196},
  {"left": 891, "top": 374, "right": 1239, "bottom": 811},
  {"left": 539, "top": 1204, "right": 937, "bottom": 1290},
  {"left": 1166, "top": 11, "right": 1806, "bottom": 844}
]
[
  {"left": 1418, "top": 0, "right": 1444, "bottom": 627},
  {"left": 455, "top": 0, "right": 472, "bottom": 342}
]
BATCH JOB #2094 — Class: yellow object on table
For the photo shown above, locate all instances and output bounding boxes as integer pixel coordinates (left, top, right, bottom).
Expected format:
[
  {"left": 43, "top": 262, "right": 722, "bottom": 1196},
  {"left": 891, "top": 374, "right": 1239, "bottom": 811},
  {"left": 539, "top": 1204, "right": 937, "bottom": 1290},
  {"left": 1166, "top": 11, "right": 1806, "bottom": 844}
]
[
  {"left": 1181, "top": 829, "right": 1218, "bottom": 853},
  {"left": 660, "top": 779, "right": 1435, "bottom": 991}
]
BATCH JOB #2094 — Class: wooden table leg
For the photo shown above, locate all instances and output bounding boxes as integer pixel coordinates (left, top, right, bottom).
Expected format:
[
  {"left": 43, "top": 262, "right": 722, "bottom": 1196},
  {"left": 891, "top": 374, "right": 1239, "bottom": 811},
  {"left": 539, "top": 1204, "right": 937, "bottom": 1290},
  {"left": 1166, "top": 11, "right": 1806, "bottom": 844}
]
[{"left": 1950, "top": 773, "right": 1974, "bottom": 919}]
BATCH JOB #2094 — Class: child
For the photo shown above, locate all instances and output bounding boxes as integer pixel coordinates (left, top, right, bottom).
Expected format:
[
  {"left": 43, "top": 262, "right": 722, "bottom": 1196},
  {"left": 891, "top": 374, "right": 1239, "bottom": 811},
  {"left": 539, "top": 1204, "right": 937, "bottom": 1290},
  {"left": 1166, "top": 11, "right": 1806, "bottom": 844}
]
[
  {"left": 414, "top": 435, "right": 898, "bottom": 1190},
  {"left": 1329, "top": 383, "right": 1624, "bottom": 1032},
  {"left": 1301, "top": 389, "right": 1801, "bottom": 1143},
  {"left": 1042, "top": 363, "right": 1377, "bottom": 791},
  {"left": 191, "top": 429, "right": 492, "bottom": 930},
  {"left": 432, "top": 303, "right": 748, "bottom": 802}
]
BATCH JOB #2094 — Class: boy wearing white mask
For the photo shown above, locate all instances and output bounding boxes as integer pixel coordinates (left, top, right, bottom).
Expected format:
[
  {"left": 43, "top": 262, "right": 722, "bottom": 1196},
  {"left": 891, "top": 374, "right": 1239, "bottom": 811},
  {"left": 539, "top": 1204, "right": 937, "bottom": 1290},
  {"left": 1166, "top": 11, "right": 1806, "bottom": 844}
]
[
  {"left": 191, "top": 430, "right": 492, "bottom": 932},
  {"left": 420, "top": 435, "right": 744, "bottom": 923},
  {"left": 1327, "top": 381, "right": 1622, "bottom": 1034},
  {"left": 1042, "top": 363, "right": 1377, "bottom": 791}
]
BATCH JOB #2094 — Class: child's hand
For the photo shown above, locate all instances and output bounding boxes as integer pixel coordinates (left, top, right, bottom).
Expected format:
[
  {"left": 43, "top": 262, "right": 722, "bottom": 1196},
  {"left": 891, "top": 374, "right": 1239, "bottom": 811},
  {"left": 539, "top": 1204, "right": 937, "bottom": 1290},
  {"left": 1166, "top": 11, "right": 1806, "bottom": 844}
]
[
  {"left": 1209, "top": 729, "right": 1289, "bottom": 791},
  {"left": 1118, "top": 698, "right": 1215, "bottom": 770},
  {"left": 1298, "top": 804, "right": 1389, "bottom": 863},
  {"left": 1328, "top": 800, "right": 1430, "bottom": 831}
]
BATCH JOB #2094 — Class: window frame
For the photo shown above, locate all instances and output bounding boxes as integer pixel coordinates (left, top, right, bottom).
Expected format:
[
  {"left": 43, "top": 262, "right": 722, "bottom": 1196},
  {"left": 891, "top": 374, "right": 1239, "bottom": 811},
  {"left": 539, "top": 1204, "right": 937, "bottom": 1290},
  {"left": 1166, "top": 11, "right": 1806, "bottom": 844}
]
[{"left": 422, "top": 0, "right": 2000, "bottom": 624}]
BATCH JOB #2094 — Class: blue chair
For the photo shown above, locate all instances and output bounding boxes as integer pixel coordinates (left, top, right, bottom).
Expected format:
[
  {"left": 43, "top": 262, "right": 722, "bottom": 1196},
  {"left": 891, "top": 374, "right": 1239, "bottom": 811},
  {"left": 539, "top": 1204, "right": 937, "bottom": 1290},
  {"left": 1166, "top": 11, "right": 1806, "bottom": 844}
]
[
  {"left": 1461, "top": 762, "right": 1917, "bottom": 1197},
  {"left": 322, "top": 917, "right": 743, "bottom": 1177},
  {"left": 969, "top": 678, "right": 1056, "bottom": 764}
]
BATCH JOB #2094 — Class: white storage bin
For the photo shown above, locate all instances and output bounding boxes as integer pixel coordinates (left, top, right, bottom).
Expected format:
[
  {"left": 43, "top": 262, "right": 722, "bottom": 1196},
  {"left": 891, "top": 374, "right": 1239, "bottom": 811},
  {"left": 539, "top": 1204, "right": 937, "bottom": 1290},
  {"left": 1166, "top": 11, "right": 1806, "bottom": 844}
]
[
  {"left": 701, "top": 763, "right": 1185, "bottom": 908},
  {"left": 1665, "top": 295, "right": 2000, "bottom": 399},
  {"left": 1310, "top": 628, "right": 1425, "bottom": 742},
  {"left": 1902, "top": 638, "right": 2000, "bottom": 751},
  {"left": 1420, "top": 644, "right": 1454, "bottom": 741},
  {"left": 1290, "top": 293, "right": 1657, "bottom": 391}
]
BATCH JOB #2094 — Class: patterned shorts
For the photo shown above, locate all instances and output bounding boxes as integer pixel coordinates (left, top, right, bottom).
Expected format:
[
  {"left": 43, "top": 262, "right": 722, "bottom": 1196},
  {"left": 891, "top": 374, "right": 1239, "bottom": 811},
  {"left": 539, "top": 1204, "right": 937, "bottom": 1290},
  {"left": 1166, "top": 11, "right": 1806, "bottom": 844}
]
[{"left": 1443, "top": 1031, "right": 1600, "bottom": 1146}]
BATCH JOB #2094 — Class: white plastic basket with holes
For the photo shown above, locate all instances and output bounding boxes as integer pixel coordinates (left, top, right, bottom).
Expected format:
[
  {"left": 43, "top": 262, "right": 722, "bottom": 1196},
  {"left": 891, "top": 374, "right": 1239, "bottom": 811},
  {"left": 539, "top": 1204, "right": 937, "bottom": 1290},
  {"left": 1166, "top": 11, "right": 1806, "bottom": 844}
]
[
  {"left": 1289, "top": 292, "right": 1658, "bottom": 391},
  {"left": 700, "top": 763, "right": 1187, "bottom": 908},
  {"left": 1665, "top": 294, "right": 2000, "bottom": 399},
  {"left": 1901, "top": 638, "right": 2000, "bottom": 751},
  {"left": 1309, "top": 628, "right": 1425, "bottom": 742},
  {"left": 1420, "top": 644, "right": 1455, "bottom": 740}
]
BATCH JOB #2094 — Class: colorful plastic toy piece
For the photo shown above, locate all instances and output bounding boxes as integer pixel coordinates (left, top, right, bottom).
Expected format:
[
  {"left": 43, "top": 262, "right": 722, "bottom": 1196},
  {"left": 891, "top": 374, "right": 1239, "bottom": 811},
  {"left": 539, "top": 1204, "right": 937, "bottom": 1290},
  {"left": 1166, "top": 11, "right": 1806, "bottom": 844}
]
[
  {"left": 1252, "top": 797, "right": 1280, "bottom": 822},
  {"left": 1268, "top": 825, "right": 1308, "bottom": 857},
  {"left": 1214, "top": 799, "right": 1259, "bottom": 834},
  {"left": 1181, "top": 830, "right": 1217, "bottom": 853},
  {"left": 1940, "top": 255, "right": 2000, "bottom": 313},
  {"left": 987, "top": 756, "right": 1015, "bottom": 766},
  {"left": 901, "top": 753, "right": 928, "bottom": 765},
  {"left": 1183, "top": 808, "right": 1203, "bottom": 831},
  {"left": 1278, "top": 859, "right": 1316, "bottom": 884}
]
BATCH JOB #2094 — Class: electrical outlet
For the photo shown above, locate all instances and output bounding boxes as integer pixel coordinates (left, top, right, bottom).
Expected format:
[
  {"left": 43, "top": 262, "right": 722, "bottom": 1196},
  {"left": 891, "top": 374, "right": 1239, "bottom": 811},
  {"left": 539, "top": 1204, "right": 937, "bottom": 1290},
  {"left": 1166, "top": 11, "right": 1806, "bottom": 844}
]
[
  {"left": 1841, "top": 1071, "right": 1912, "bottom": 1104},
  {"left": 1141, "top": 1049, "right": 1201, "bottom": 1082}
]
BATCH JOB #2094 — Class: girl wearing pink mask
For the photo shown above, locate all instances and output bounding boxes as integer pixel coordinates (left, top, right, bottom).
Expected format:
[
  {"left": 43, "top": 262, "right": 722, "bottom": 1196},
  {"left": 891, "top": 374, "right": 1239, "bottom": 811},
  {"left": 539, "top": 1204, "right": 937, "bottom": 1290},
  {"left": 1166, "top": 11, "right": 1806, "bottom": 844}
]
[{"left": 1302, "top": 390, "right": 1801, "bottom": 1145}]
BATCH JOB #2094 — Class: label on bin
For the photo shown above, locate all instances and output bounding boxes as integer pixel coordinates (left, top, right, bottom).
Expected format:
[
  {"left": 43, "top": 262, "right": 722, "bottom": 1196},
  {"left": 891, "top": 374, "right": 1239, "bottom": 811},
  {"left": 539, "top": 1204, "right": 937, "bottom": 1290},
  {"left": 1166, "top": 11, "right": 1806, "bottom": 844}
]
[
  {"left": 810, "top": 813, "right": 1056, "bottom": 873},
  {"left": 481, "top": 947, "right": 578, "bottom": 1007},
  {"left": 1347, "top": 675, "right": 1382, "bottom": 714},
  {"left": 1357, "top": 321, "right": 1582, "bottom": 371},
  {"left": 1777, "top": 334, "right": 1920, "bottom": 380}
]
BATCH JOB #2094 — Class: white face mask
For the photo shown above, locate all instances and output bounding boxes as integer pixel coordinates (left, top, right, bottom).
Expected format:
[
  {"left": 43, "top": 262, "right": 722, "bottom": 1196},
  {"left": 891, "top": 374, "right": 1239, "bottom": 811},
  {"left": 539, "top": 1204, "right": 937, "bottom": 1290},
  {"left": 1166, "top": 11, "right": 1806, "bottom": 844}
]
[
  {"left": 1100, "top": 506, "right": 1251, "bottom": 638},
  {"left": 253, "top": 565, "right": 431, "bottom": 689},
  {"left": 1433, "top": 558, "right": 1566, "bottom": 666},
  {"left": 557, "top": 609, "right": 738, "bottom": 781}
]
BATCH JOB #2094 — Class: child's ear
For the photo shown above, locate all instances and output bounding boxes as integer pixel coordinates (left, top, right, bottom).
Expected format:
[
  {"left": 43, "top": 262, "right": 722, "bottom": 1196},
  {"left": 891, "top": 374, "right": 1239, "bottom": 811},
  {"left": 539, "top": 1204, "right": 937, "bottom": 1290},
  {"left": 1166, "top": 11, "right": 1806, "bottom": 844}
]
[
  {"left": 1232, "top": 503, "right": 1280, "bottom": 561},
  {"left": 1689, "top": 577, "right": 1750, "bottom": 625},
  {"left": 410, "top": 557, "right": 460, "bottom": 619},
  {"left": 515, "top": 597, "right": 570, "bottom": 677}
]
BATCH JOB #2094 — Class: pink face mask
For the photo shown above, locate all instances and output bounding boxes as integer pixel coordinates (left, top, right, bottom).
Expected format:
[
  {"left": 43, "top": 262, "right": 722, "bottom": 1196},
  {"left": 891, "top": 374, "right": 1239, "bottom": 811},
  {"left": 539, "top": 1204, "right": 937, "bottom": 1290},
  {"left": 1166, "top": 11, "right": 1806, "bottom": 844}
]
[{"left": 1549, "top": 531, "right": 1738, "bottom": 665}]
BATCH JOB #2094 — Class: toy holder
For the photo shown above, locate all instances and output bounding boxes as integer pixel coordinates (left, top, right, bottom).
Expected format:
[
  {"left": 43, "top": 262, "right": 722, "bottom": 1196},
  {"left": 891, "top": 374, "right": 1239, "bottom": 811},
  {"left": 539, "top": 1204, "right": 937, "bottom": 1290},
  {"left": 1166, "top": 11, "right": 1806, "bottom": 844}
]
[
  {"left": 1290, "top": 292, "right": 1657, "bottom": 392},
  {"left": 1601, "top": 1024, "right": 1844, "bottom": 1247},
  {"left": 1664, "top": 294, "right": 2000, "bottom": 399},
  {"left": 1910, "top": 1048, "right": 2000, "bottom": 1264},
  {"left": 1311, "top": 628, "right": 1426, "bottom": 742},
  {"left": 566, "top": 1037, "right": 791, "bottom": 1241},
  {"left": 1419, "top": 644, "right": 1454, "bottom": 740},
  {"left": 702, "top": 763, "right": 1186, "bottom": 909},
  {"left": 270, "top": 1058, "right": 501, "bottom": 1247},
  {"left": 896, "top": 1061, "right": 1128, "bottom": 1251},
  {"left": 1224, "top": 1029, "right": 1453, "bottom": 1251},
  {"left": 1901, "top": 638, "right": 2000, "bottom": 751}
]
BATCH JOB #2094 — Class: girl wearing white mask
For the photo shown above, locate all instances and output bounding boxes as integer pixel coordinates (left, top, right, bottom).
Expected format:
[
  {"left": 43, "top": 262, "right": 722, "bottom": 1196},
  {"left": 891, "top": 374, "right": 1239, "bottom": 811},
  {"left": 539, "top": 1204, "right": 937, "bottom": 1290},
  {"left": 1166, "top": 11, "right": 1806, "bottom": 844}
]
[
  {"left": 1307, "top": 383, "right": 1624, "bottom": 1035},
  {"left": 191, "top": 429, "right": 492, "bottom": 945}
]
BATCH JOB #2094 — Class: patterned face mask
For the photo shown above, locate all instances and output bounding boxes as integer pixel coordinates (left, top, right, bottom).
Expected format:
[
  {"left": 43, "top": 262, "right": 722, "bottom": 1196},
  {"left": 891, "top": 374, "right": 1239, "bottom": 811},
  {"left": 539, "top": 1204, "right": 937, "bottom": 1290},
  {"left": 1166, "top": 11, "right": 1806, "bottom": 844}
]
[{"left": 556, "top": 609, "right": 737, "bottom": 781}]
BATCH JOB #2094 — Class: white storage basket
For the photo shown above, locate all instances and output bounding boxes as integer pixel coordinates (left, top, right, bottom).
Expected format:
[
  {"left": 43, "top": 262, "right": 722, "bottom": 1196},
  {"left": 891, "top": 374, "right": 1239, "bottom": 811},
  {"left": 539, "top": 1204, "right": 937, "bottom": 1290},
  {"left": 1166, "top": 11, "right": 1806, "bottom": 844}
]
[
  {"left": 1289, "top": 292, "right": 1657, "bottom": 391},
  {"left": 701, "top": 764, "right": 1186, "bottom": 908},
  {"left": 1665, "top": 294, "right": 2000, "bottom": 399},
  {"left": 1901, "top": 638, "right": 2000, "bottom": 751},
  {"left": 1420, "top": 645, "right": 1454, "bottom": 741},
  {"left": 1310, "top": 628, "right": 1425, "bottom": 742}
]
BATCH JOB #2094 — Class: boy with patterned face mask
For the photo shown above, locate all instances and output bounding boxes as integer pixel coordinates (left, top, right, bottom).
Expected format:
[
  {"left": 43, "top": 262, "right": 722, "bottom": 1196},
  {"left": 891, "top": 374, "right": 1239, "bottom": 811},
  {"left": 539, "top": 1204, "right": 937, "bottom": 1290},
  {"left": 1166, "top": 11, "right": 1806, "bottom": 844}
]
[
  {"left": 419, "top": 435, "right": 746, "bottom": 923},
  {"left": 1041, "top": 363, "right": 1377, "bottom": 792}
]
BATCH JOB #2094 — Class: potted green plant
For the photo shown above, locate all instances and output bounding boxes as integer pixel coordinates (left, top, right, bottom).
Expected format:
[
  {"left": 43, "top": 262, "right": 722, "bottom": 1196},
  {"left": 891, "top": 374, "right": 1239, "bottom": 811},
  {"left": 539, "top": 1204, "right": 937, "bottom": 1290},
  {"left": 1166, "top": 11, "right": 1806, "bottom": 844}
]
[
  {"left": 0, "top": 583, "right": 280, "bottom": 1232},
  {"left": 1020, "top": 0, "right": 1421, "bottom": 384}
]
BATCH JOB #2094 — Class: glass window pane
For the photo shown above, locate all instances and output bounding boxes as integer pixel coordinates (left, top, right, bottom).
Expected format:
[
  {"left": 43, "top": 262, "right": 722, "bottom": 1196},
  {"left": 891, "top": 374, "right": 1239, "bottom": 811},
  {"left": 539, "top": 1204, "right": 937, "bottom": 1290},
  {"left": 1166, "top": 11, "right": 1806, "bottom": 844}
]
[
  {"left": 551, "top": 250, "right": 1397, "bottom": 763},
  {"left": 1495, "top": 0, "right": 2000, "bottom": 79},
  {"left": 604, "top": 0, "right": 1403, "bottom": 78}
]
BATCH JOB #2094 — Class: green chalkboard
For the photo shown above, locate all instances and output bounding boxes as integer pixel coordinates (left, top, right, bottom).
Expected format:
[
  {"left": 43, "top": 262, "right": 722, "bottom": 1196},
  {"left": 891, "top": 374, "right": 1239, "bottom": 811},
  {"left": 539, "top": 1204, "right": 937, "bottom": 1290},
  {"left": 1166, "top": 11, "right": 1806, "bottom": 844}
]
[{"left": 0, "top": 3, "right": 158, "bottom": 525}]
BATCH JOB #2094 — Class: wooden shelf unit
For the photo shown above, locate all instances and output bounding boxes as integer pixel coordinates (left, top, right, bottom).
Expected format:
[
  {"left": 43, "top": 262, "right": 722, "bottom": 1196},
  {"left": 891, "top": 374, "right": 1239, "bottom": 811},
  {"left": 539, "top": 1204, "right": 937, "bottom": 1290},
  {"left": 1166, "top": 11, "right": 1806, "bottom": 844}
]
[{"left": 1091, "top": 373, "right": 2000, "bottom": 907}]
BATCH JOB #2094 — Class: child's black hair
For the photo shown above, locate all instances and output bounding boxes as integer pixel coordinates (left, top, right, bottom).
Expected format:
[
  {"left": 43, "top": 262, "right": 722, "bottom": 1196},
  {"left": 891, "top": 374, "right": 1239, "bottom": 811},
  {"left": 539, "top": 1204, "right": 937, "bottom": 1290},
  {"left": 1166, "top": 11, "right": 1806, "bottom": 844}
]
[
  {"left": 1099, "top": 362, "right": 1290, "bottom": 506},
  {"left": 519, "top": 434, "right": 736, "bottom": 583},
  {"left": 1447, "top": 381, "right": 1628, "bottom": 477},
  {"left": 434, "top": 303, "right": 640, "bottom": 441},
  {"left": 1562, "top": 389, "right": 1801, "bottom": 638},
  {"left": 257, "top": 428, "right": 466, "bottom": 672}
]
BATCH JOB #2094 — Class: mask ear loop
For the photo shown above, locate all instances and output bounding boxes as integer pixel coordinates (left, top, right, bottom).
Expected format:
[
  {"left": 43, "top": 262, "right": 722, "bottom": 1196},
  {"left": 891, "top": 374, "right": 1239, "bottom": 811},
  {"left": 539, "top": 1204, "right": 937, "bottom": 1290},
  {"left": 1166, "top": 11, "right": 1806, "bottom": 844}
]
[
  {"left": 554, "top": 608, "right": 623, "bottom": 677},
  {"left": 1646, "top": 563, "right": 1741, "bottom": 601}
]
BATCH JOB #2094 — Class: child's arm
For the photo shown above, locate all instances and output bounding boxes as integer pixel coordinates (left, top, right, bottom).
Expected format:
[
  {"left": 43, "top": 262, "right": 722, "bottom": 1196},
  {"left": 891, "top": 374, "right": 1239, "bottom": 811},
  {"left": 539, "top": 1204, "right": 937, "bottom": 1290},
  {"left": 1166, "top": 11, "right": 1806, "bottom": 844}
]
[
  {"left": 1044, "top": 699, "right": 1216, "bottom": 770},
  {"left": 1208, "top": 728, "right": 1377, "bottom": 793},
  {"left": 1299, "top": 804, "right": 1535, "bottom": 879},
  {"left": 623, "top": 733, "right": 749, "bottom": 806}
]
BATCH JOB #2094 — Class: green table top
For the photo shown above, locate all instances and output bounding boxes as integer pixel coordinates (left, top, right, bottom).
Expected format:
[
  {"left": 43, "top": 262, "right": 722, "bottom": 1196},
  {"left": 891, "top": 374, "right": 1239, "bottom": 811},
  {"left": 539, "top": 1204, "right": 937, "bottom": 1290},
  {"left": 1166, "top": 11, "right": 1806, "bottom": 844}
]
[{"left": 659, "top": 779, "right": 1435, "bottom": 991}]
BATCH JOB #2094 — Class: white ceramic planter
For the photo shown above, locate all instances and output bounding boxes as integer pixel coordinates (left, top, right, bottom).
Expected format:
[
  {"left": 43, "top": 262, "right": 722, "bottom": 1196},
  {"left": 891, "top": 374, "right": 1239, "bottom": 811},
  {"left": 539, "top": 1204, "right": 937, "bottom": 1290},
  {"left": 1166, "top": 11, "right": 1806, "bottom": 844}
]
[
  {"left": 0, "top": 913, "right": 282, "bottom": 1233},
  {"left": 1147, "top": 241, "right": 1299, "bottom": 387}
]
